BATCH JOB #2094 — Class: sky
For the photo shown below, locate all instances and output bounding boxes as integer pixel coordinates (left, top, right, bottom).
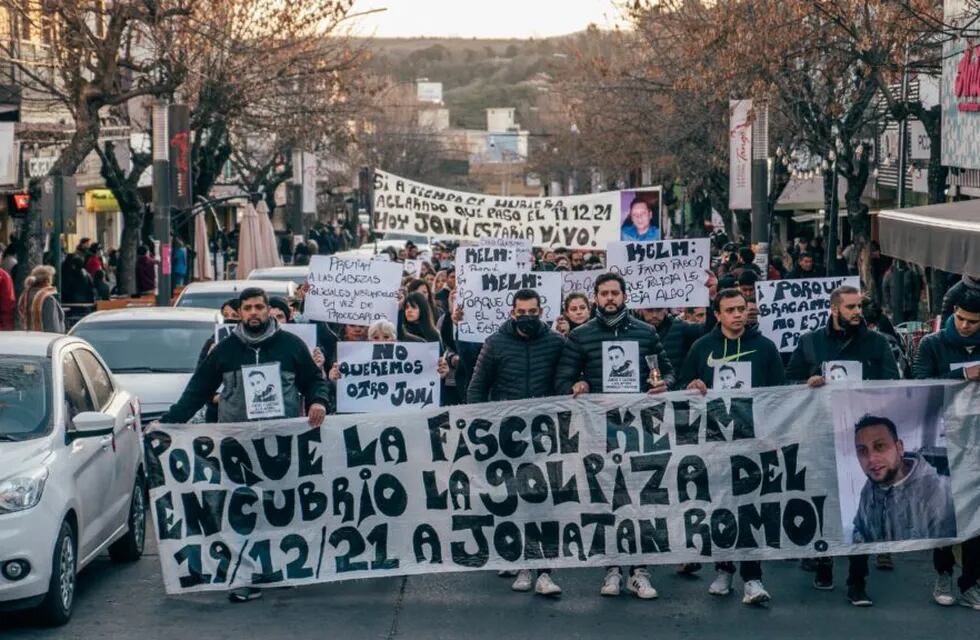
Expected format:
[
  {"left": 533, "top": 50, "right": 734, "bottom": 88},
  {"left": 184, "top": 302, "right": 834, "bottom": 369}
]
[{"left": 349, "top": 0, "right": 624, "bottom": 39}]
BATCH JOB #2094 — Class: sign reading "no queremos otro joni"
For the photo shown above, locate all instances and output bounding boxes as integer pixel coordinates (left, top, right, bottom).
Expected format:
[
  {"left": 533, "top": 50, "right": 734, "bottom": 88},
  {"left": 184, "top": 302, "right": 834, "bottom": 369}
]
[{"left": 146, "top": 381, "right": 980, "bottom": 594}]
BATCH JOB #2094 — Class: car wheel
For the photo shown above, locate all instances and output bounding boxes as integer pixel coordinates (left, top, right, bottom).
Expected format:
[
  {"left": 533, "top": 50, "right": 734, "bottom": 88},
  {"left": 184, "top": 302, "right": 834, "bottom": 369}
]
[
  {"left": 36, "top": 520, "right": 76, "bottom": 626},
  {"left": 108, "top": 474, "right": 146, "bottom": 562}
]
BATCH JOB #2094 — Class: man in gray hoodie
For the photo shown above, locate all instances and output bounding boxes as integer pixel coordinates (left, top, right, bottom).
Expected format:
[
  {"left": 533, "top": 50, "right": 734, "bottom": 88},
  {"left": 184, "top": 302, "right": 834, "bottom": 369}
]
[{"left": 852, "top": 414, "right": 956, "bottom": 544}]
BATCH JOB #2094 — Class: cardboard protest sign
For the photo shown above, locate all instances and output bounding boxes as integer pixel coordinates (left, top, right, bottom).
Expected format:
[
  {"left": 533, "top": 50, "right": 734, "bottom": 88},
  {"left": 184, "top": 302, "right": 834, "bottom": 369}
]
[
  {"left": 454, "top": 244, "right": 520, "bottom": 285},
  {"left": 305, "top": 255, "right": 401, "bottom": 326},
  {"left": 241, "top": 363, "right": 284, "bottom": 420},
  {"left": 602, "top": 341, "right": 640, "bottom": 392},
  {"left": 457, "top": 271, "right": 561, "bottom": 343},
  {"left": 373, "top": 169, "right": 620, "bottom": 249},
  {"left": 607, "top": 239, "right": 710, "bottom": 309},
  {"left": 755, "top": 276, "right": 860, "bottom": 352},
  {"left": 148, "top": 381, "right": 980, "bottom": 594},
  {"left": 561, "top": 270, "right": 598, "bottom": 302},
  {"left": 336, "top": 341, "right": 440, "bottom": 414},
  {"left": 479, "top": 237, "right": 533, "bottom": 267}
]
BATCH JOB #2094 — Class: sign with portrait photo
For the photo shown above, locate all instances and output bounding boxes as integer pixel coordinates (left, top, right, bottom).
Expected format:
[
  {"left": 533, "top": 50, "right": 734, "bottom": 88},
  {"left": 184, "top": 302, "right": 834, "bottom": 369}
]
[
  {"left": 823, "top": 360, "right": 862, "bottom": 384},
  {"left": 712, "top": 361, "right": 752, "bottom": 391},
  {"left": 241, "top": 362, "right": 285, "bottom": 420},
  {"left": 602, "top": 341, "right": 640, "bottom": 392},
  {"left": 619, "top": 187, "right": 663, "bottom": 242}
]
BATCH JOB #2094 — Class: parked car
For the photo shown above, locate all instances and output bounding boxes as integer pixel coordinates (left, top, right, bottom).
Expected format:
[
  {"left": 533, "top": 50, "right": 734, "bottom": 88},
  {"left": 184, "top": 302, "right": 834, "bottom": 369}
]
[
  {"left": 173, "top": 279, "right": 296, "bottom": 310},
  {"left": 69, "top": 308, "right": 222, "bottom": 423},
  {"left": 246, "top": 266, "right": 309, "bottom": 285},
  {"left": 0, "top": 333, "right": 144, "bottom": 626}
]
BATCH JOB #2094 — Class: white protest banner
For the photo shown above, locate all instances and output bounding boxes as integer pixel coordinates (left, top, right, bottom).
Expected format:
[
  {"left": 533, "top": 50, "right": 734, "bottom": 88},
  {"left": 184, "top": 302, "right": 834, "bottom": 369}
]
[
  {"left": 561, "top": 270, "right": 598, "bottom": 302},
  {"left": 755, "top": 276, "right": 860, "bottom": 352},
  {"left": 729, "top": 99, "right": 752, "bottom": 210},
  {"left": 305, "top": 255, "right": 401, "bottom": 326},
  {"left": 282, "top": 324, "right": 317, "bottom": 354},
  {"left": 479, "top": 237, "right": 533, "bottom": 266},
  {"left": 608, "top": 239, "right": 710, "bottom": 309},
  {"left": 148, "top": 381, "right": 980, "bottom": 594},
  {"left": 336, "top": 341, "right": 440, "bottom": 413},
  {"left": 454, "top": 244, "right": 520, "bottom": 289},
  {"left": 457, "top": 271, "right": 561, "bottom": 343},
  {"left": 373, "top": 169, "right": 620, "bottom": 249}
]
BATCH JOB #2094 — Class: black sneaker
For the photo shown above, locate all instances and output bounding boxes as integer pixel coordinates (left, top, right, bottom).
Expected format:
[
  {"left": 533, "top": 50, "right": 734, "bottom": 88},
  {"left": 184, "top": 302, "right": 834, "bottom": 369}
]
[
  {"left": 814, "top": 564, "right": 834, "bottom": 590},
  {"left": 847, "top": 584, "right": 873, "bottom": 607}
]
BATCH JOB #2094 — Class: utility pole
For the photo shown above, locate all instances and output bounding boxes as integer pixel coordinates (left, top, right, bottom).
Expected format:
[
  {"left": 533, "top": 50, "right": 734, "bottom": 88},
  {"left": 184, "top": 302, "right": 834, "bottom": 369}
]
[
  {"left": 152, "top": 100, "right": 172, "bottom": 306},
  {"left": 896, "top": 43, "right": 911, "bottom": 209},
  {"left": 750, "top": 102, "right": 769, "bottom": 245}
]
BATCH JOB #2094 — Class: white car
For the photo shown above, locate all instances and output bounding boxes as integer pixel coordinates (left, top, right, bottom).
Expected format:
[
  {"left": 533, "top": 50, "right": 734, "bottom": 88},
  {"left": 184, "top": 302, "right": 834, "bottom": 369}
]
[
  {"left": 247, "top": 266, "right": 309, "bottom": 285},
  {"left": 0, "top": 333, "right": 144, "bottom": 626},
  {"left": 69, "top": 308, "right": 222, "bottom": 423},
  {"left": 173, "top": 279, "right": 297, "bottom": 310}
]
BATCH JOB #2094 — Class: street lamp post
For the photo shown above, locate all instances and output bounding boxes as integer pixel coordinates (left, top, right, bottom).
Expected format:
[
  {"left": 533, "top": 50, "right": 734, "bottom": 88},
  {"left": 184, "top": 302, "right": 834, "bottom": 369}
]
[{"left": 152, "top": 101, "right": 171, "bottom": 306}]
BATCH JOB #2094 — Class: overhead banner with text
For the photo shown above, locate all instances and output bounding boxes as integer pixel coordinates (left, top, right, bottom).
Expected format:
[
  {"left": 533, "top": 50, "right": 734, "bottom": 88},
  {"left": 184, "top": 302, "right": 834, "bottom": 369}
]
[
  {"left": 147, "top": 381, "right": 980, "bottom": 594},
  {"left": 373, "top": 169, "right": 621, "bottom": 249}
]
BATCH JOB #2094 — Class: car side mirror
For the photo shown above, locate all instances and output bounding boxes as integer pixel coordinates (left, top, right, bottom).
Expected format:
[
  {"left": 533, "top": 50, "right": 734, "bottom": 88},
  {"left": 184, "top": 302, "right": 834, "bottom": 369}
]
[{"left": 70, "top": 411, "right": 115, "bottom": 438}]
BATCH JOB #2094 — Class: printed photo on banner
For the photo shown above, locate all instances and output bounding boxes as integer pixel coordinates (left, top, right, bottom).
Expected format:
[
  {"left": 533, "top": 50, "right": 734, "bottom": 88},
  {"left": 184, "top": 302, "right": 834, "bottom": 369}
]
[
  {"left": 832, "top": 385, "right": 956, "bottom": 544},
  {"left": 457, "top": 270, "right": 561, "bottom": 343},
  {"left": 305, "top": 255, "right": 401, "bottom": 326},
  {"left": 712, "top": 361, "right": 752, "bottom": 390},
  {"left": 607, "top": 238, "right": 710, "bottom": 309},
  {"left": 823, "top": 360, "right": 862, "bottom": 384},
  {"left": 602, "top": 341, "right": 640, "bottom": 392},
  {"left": 242, "top": 362, "right": 285, "bottom": 420},
  {"left": 619, "top": 188, "right": 662, "bottom": 242},
  {"left": 755, "top": 276, "right": 860, "bottom": 352},
  {"left": 336, "top": 341, "right": 440, "bottom": 413}
]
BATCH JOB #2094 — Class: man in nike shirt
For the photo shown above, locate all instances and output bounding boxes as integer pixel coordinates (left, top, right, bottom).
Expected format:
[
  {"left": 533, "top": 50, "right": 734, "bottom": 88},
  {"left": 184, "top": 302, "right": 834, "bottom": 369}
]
[{"left": 677, "top": 288, "right": 785, "bottom": 605}]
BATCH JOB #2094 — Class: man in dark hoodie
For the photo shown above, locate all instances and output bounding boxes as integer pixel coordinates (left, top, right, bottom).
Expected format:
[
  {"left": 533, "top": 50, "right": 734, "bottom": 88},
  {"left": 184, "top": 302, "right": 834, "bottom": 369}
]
[
  {"left": 635, "top": 307, "right": 703, "bottom": 373},
  {"left": 467, "top": 288, "right": 565, "bottom": 597},
  {"left": 785, "top": 284, "right": 899, "bottom": 607},
  {"left": 677, "top": 288, "right": 784, "bottom": 606},
  {"left": 160, "top": 287, "right": 332, "bottom": 603},
  {"left": 913, "top": 287, "right": 980, "bottom": 611},
  {"left": 554, "top": 272, "right": 674, "bottom": 601}
]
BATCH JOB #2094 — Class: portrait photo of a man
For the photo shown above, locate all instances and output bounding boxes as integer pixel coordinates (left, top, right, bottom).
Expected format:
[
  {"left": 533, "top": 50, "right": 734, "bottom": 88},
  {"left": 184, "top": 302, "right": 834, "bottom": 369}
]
[
  {"left": 619, "top": 190, "right": 661, "bottom": 242},
  {"left": 851, "top": 414, "right": 957, "bottom": 543},
  {"left": 606, "top": 345, "right": 635, "bottom": 379},
  {"left": 248, "top": 369, "right": 277, "bottom": 404}
]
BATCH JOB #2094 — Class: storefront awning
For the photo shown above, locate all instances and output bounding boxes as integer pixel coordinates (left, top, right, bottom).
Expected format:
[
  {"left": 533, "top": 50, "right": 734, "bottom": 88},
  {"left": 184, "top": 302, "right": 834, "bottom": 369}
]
[{"left": 878, "top": 200, "right": 980, "bottom": 274}]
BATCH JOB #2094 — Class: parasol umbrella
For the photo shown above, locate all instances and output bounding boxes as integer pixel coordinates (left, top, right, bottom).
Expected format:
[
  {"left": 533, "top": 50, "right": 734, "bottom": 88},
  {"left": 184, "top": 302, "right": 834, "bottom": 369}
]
[
  {"left": 193, "top": 210, "right": 215, "bottom": 281},
  {"left": 255, "top": 200, "right": 283, "bottom": 268},
  {"left": 236, "top": 202, "right": 263, "bottom": 278}
]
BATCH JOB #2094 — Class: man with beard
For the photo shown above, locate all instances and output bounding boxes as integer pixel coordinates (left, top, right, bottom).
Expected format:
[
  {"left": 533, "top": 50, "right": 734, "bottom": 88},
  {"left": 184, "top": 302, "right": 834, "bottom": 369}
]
[
  {"left": 635, "top": 307, "right": 703, "bottom": 374},
  {"left": 160, "top": 287, "right": 332, "bottom": 603},
  {"left": 785, "top": 285, "right": 899, "bottom": 606},
  {"left": 913, "top": 287, "right": 980, "bottom": 610},
  {"left": 677, "top": 288, "right": 784, "bottom": 606},
  {"left": 555, "top": 272, "right": 674, "bottom": 601}
]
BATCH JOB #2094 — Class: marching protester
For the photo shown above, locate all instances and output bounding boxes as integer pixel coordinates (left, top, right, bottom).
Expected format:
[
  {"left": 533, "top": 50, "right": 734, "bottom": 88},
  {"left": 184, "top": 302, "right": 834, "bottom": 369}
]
[
  {"left": 467, "top": 288, "right": 566, "bottom": 596},
  {"left": 554, "top": 292, "right": 592, "bottom": 336},
  {"left": 399, "top": 291, "right": 443, "bottom": 344},
  {"left": 912, "top": 287, "right": 980, "bottom": 610},
  {"left": 787, "top": 252, "right": 825, "bottom": 279},
  {"left": 785, "top": 285, "right": 900, "bottom": 607},
  {"left": 634, "top": 307, "right": 702, "bottom": 373},
  {"left": 677, "top": 288, "right": 784, "bottom": 605},
  {"left": 158, "top": 287, "right": 333, "bottom": 603},
  {"left": 555, "top": 272, "right": 674, "bottom": 600}
]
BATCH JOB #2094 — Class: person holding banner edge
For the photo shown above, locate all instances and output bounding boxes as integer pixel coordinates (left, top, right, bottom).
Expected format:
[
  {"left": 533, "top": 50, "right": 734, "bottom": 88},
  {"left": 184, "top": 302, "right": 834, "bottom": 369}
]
[
  {"left": 677, "top": 288, "right": 785, "bottom": 605},
  {"left": 785, "top": 285, "right": 900, "bottom": 607},
  {"left": 467, "top": 288, "right": 566, "bottom": 596},
  {"left": 554, "top": 272, "right": 674, "bottom": 600},
  {"left": 912, "top": 287, "right": 980, "bottom": 611}
]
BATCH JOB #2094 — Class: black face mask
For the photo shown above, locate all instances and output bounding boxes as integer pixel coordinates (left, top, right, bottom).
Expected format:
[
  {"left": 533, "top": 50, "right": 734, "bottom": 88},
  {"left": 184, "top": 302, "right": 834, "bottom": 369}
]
[
  {"left": 223, "top": 317, "right": 238, "bottom": 324},
  {"left": 514, "top": 315, "right": 542, "bottom": 338}
]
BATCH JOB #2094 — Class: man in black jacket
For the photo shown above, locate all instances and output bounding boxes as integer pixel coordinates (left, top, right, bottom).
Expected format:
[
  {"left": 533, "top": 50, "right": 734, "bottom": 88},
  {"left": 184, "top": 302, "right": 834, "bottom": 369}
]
[
  {"left": 467, "top": 288, "right": 565, "bottom": 597},
  {"left": 785, "top": 284, "right": 899, "bottom": 607},
  {"left": 913, "top": 287, "right": 980, "bottom": 611},
  {"left": 788, "top": 252, "right": 826, "bottom": 280},
  {"left": 635, "top": 307, "right": 702, "bottom": 374},
  {"left": 554, "top": 272, "right": 672, "bottom": 601},
  {"left": 677, "top": 288, "right": 784, "bottom": 606}
]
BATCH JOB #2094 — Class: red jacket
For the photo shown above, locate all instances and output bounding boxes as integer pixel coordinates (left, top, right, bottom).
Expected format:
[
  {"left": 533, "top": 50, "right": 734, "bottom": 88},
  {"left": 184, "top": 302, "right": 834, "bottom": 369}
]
[{"left": 0, "top": 268, "right": 15, "bottom": 330}]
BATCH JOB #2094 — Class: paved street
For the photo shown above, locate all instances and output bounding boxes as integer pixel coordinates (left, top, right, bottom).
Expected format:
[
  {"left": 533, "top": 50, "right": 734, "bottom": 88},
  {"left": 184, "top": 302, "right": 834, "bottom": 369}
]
[{"left": 2, "top": 534, "right": 975, "bottom": 639}]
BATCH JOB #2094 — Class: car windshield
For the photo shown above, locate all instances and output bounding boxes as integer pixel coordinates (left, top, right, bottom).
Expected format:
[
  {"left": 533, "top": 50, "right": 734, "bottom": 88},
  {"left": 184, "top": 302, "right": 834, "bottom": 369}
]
[
  {"left": 176, "top": 291, "right": 241, "bottom": 310},
  {"left": 0, "top": 356, "right": 51, "bottom": 440},
  {"left": 72, "top": 321, "right": 217, "bottom": 373}
]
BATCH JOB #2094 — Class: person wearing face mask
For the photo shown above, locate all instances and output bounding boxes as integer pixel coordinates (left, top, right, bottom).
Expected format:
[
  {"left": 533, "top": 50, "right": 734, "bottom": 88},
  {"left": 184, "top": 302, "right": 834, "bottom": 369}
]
[
  {"left": 785, "top": 285, "right": 899, "bottom": 607},
  {"left": 467, "top": 288, "right": 566, "bottom": 597},
  {"left": 554, "top": 272, "right": 675, "bottom": 601}
]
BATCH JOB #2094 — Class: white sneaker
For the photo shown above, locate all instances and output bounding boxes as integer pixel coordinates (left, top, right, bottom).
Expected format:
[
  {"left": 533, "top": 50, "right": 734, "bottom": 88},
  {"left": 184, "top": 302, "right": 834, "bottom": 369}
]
[
  {"left": 742, "top": 580, "right": 771, "bottom": 605},
  {"left": 511, "top": 569, "right": 533, "bottom": 592},
  {"left": 535, "top": 572, "right": 562, "bottom": 596},
  {"left": 933, "top": 574, "right": 955, "bottom": 606},
  {"left": 627, "top": 568, "right": 658, "bottom": 600},
  {"left": 960, "top": 584, "right": 980, "bottom": 610},
  {"left": 600, "top": 567, "right": 622, "bottom": 596},
  {"left": 708, "top": 570, "right": 733, "bottom": 596}
]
